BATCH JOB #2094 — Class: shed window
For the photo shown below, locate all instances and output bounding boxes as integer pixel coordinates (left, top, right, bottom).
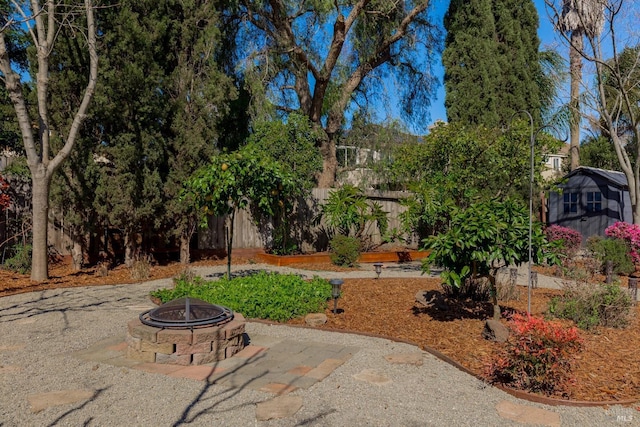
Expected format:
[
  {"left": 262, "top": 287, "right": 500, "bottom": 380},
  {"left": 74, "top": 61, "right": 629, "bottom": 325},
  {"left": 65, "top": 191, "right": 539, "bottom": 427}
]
[
  {"left": 563, "top": 192, "right": 578, "bottom": 213},
  {"left": 586, "top": 192, "right": 602, "bottom": 212}
]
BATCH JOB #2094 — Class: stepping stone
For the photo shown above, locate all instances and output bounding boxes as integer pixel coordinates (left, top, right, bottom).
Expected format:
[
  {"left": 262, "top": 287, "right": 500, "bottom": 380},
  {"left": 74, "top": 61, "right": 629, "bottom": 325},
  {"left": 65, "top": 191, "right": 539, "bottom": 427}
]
[
  {"left": 0, "top": 344, "right": 26, "bottom": 351},
  {"left": 0, "top": 365, "right": 21, "bottom": 374},
  {"left": 304, "top": 313, "right": 327, "bottom": 326},
  {"left": 353, "top": 369, "right": 392, "bottom": 386},
  {"left": 255, "top": 395, "right": 303, "bottom": 421},
  {"left": 28, "top": 389, "right": 95, "bottom": 413},
  {"left": 384, "top": 352, "right": 424, "bottom": 366},
  {"left": 496, "top": 400, "right": 561, "bottom": 427}
]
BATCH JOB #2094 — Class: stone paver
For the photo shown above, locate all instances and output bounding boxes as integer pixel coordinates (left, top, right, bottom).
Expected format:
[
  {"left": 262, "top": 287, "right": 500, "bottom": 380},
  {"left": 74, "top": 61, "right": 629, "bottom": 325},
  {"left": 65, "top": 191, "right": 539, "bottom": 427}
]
[
  {"left": 27, "top": 389, "right": 95, "bottom": 413},
  {"left": 353, "top": 368, "right": 392, "bottom": 385},
  {"left": 70, "top": 333, "right": 358, "bottom": 397},
  {"left": 384, "top": 352, "right": 424, "bottom": 366},
  {"left": 255, "top": 395, "right": 303, "bottom": 421},
  {"left": 495, "top": 400, "right": 561, "bottom": 427}
]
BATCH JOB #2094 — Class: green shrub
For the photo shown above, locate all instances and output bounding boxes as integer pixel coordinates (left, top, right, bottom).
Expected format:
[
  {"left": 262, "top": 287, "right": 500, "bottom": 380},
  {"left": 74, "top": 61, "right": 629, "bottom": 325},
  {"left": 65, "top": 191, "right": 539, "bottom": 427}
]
[
  {"left": 548, "top": 281, "right": 634, "bottom": 329},
  {"left": 4, "top": 244, "right": 32, "bottom": 274},
  {"left": 150, "top": 271, "right": 332, "bottom": 322},
  {"left": 485, "top": 313, "right": 583, "bottom": 395},
  {"left": 586, "top": 236, "right": 634, "bottom": 276},
  {"left": 329, "top": 235, "right": 361, "bottom": 267}
]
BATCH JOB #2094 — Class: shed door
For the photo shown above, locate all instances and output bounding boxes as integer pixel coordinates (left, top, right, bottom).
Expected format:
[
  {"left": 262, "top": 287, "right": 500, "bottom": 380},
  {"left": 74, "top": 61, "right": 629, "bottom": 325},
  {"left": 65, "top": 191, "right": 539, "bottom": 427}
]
[{"left": 561, "top": 189, "right": 606, "bottom": 238}]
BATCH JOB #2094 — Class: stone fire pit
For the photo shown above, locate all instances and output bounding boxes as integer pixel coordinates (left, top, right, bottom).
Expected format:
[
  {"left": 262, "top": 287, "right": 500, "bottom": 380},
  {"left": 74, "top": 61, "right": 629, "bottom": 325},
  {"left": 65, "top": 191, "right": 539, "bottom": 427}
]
[{"left": 126, "top": 299, "right": 246, "bottom": 366}]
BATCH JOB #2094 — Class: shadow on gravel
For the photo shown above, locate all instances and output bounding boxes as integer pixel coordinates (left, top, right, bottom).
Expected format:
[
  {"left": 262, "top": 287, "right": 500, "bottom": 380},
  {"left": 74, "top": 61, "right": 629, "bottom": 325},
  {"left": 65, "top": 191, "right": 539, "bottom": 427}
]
[
  {"left": 45, "top": 387, "right": 109, "bottom": 427},
  {"left": 171, "top": 353, "right": 267, "bottom": 426},
  {"left": 0, "top": 288, "right": 136, "bottom": 331}
]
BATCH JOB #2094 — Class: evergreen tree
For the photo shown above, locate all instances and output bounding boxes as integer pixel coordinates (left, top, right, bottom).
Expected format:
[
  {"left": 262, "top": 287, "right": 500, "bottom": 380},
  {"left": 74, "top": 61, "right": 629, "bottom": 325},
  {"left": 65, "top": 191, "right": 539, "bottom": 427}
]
[
  {"left": 443, "top": 0, "right": 543, "bottom": 127},
  {"left": 163, "top": 0, "right": 237, "bottom": 264}
]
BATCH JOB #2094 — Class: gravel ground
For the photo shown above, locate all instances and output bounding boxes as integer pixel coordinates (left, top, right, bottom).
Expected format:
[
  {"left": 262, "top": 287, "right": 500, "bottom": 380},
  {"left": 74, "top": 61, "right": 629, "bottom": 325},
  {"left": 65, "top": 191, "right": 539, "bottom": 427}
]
[{"left": 0, "top": 264, "right": 636, "bottom": 426}]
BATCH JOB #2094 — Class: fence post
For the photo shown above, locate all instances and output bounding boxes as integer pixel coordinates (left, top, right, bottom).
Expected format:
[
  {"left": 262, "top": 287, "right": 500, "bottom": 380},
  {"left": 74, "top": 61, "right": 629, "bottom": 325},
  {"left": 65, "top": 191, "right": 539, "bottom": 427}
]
[
  {"left": 530, "top": 271, "right": 538, "bottom": 289},
  {"left": 605, "top": 261, "right": 613, "bottom": 284},
  {"left": 629, "top": 276, "right": 638, "bottom": 305}
]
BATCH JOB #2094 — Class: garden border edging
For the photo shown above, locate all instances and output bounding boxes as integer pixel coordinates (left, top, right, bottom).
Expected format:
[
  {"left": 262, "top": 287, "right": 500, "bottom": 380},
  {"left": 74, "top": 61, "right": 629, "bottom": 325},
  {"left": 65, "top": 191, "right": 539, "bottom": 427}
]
[{"left": 256, "top": 250, "right": 429, "bottom": 266}]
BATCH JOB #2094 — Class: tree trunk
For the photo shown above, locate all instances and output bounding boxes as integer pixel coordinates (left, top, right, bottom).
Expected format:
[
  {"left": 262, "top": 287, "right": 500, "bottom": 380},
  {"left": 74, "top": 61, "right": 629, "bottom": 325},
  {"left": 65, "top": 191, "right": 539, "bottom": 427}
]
[
  {"left": 124, "top": 231, "right": 136, "bottom": 267},
  {"left": 179, "top": 232, "right": 190, "bottom": 265},
  {"left": 317, "top": 134, "right": 337, "bottom": 188},
  {"left": 489, "top": 274, "right": 500, "bottom": 320},
  {"left": 226, "top": 210, "right": 235, "bottom": 279},
  {"left": 71, "top": 238, "right": 83, "bottom": 271},
  {"left": 31, "top": 172, "right": 52, "bottom": 281},
  {"left": 569, "top": 31, "right": 583, "bottom": 171}
]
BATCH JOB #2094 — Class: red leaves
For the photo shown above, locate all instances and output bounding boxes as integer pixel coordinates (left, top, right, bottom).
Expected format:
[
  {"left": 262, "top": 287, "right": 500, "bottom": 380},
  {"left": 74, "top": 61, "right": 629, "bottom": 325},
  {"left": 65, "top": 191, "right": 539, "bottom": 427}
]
[{"left": 485, "top": 313, "right": 583, "bottom": 396}]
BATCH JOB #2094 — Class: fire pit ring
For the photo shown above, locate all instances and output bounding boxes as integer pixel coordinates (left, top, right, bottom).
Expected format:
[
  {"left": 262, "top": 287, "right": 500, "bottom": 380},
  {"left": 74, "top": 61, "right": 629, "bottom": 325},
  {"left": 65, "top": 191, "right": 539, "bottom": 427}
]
[
  {"left": 127, "top": 297, "right": 246, "bottom": 365},
  {"left": 140, "top": 297, "right": 234, "bottom": 329}
]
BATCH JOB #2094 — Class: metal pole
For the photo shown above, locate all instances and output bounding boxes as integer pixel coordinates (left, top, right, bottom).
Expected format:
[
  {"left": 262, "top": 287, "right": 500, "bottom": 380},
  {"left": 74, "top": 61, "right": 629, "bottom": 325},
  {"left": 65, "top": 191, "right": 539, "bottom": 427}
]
[{"left": 526, "top": 111, "right": 534, "bottom": 316}]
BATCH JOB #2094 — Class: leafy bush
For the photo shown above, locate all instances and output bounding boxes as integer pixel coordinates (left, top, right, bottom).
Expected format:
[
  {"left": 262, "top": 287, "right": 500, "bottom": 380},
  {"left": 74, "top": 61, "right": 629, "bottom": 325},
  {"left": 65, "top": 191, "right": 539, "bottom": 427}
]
[
  {"left": 329, "top": 235, "right": 361, "bottom": 267},
  {"left": 605, "top": 221, "right": 640, "bottom": 264},
  {"left": 548, "top": 281, "right": 634, "bottom": 329},
  {"left": 4, "top": 244, "right": 32, "bottom": 274},
  {"left": 320, "top": 185, "right": 388, "bottom": 248},
  {"left": 485, "top": 314, "right": 583, "bottom": 396},
  {"left": 586, "top": 236, "right": 634, "bottom": 276},
  {"left": 150, "top": 271, "right": 332, "bottom": 322},
  {"left": 545, "top": 225, "right": 582, "bottom": 261}
]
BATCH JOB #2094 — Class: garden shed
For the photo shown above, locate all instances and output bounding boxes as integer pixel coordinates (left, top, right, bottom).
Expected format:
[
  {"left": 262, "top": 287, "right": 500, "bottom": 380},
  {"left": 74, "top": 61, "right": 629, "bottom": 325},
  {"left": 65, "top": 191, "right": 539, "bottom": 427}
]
[{"left": 547, "top": 166, "right": 632, "bottom": 239}]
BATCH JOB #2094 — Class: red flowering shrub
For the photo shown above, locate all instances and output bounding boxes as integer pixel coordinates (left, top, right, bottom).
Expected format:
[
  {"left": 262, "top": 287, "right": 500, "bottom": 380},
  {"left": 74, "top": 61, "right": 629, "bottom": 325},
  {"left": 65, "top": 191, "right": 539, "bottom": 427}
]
[
  {"left": 545, "top": 225, "right": 582, "bottom": 260},
  {"left": 605, "top": 221, "right": 640, "bottom": 264},
  {"left": 485, "top": 313, "right": 583, "bottom": 396}
]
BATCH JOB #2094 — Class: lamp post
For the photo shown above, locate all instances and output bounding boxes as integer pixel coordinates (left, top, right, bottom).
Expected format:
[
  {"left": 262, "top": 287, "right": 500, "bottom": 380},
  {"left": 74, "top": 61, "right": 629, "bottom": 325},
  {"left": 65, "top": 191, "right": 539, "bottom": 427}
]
[
  {"left": 373, "top": 263, "right": 383, "bottom": 279},
  {"left": 330, "top": 278, "right": 344, "bottom": 314}
]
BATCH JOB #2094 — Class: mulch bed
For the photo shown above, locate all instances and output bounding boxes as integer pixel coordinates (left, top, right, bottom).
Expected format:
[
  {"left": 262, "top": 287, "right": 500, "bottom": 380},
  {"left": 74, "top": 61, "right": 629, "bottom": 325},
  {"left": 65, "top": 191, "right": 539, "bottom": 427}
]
[{"left": 1, "top": 258, "right": 639, "bottom": 404}]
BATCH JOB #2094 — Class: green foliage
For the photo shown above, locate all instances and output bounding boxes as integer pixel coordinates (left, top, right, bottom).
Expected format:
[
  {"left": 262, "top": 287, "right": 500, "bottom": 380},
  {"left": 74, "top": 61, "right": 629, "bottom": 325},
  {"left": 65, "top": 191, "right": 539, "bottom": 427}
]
[
  {"left": 246, "top": 113, "right": 323, "bottom": 254},
  {"left": 150, "top": 272, "right": 332, "bottom": 322},
  {"left": 329, "top": 235, "right": 361, "bottom": 267},
  {"left": 246, "top": 113, "right": 322, "bottom": 192},
  {"left": 389, "top": 122, "right": 562, "bottom": 239},
  {"left": 184, "top": 145, "right": 296, "bottom": 275},
  {"left": 586, "top": 236, "right": 634, "bottom": 276},
  {"left": 486, "top": 313, "right": 583, "bottom": 395},
  {"left": 579, "top": 135, "right": 623, "bottom": 171},
  {"left": 320, "top": 185, "right": 388, "bottom": 244},
  {"left": 3, "top": 244, "right": 32, "bottom": 274},
  {"left": 443, "top": 0, "right": 544, "bottom": 127},
  {"left": 548, "top": 281, "right": 634, "bottom": 330},
  {"left": 422, "top": 199, "right": 559, "bottom": 289},
  {"left": 185, "top": 145, "right": 295, "bottom": 223}
]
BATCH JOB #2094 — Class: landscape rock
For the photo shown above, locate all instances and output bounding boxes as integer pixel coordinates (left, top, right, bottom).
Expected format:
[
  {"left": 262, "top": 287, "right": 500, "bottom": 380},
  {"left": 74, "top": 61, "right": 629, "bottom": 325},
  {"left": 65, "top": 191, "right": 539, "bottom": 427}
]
[
  {"left": 304, "top": 313, "right": 327, "bottom": 327},
  {"left": 28, "top": 389, "right": 95, "bottom": 413},
  {"left": 255, "top": 395, "right": 303, "bottom": 421},
  {"left": 495, "top": 400, "right": 561, "bottom": 427},
  {"left": 482, "top": 319, "right": 509, "bottom": 342}
]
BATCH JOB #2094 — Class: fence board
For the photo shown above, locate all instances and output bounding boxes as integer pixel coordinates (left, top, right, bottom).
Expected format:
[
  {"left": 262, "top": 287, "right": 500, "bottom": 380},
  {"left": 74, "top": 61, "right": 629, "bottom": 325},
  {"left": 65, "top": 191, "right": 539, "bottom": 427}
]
[{"left": 197, "top": 188, "right": 415, "bottom": 252}]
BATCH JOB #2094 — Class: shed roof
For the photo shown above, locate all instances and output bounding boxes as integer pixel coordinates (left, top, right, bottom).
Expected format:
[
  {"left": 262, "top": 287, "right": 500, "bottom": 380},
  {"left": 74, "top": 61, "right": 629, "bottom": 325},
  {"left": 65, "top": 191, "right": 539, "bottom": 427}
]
[{"left": 562, "top": 166, "right": 628, "bottom": 189}]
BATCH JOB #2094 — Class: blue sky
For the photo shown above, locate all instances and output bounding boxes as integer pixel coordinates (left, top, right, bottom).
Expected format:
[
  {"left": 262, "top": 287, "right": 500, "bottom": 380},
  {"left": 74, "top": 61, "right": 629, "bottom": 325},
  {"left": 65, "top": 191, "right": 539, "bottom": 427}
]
[{"left": 424, "top": 0, "right": 563, "bottom": 128}]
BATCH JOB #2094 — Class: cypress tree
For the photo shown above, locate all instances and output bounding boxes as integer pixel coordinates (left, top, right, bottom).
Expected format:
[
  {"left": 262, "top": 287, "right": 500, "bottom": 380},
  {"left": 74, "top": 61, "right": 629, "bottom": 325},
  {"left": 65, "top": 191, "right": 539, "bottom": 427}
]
[{"left": 443, "top": 0, "right": 543, "bottom": 127}]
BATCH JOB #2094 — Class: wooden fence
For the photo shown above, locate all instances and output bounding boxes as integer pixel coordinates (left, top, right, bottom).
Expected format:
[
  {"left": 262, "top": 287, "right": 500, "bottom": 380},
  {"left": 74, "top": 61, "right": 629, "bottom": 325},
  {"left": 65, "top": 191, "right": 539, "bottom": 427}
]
[{"left": 197, "top": 188, "right": 418, "bottom": 252}]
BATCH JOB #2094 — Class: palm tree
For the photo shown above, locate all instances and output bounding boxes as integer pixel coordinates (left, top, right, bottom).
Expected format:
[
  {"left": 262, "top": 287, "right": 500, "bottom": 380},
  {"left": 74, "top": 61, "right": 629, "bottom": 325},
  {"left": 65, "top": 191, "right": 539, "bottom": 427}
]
[{"left": 558, "top": 0, "right": 604, "bottom": 170}]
